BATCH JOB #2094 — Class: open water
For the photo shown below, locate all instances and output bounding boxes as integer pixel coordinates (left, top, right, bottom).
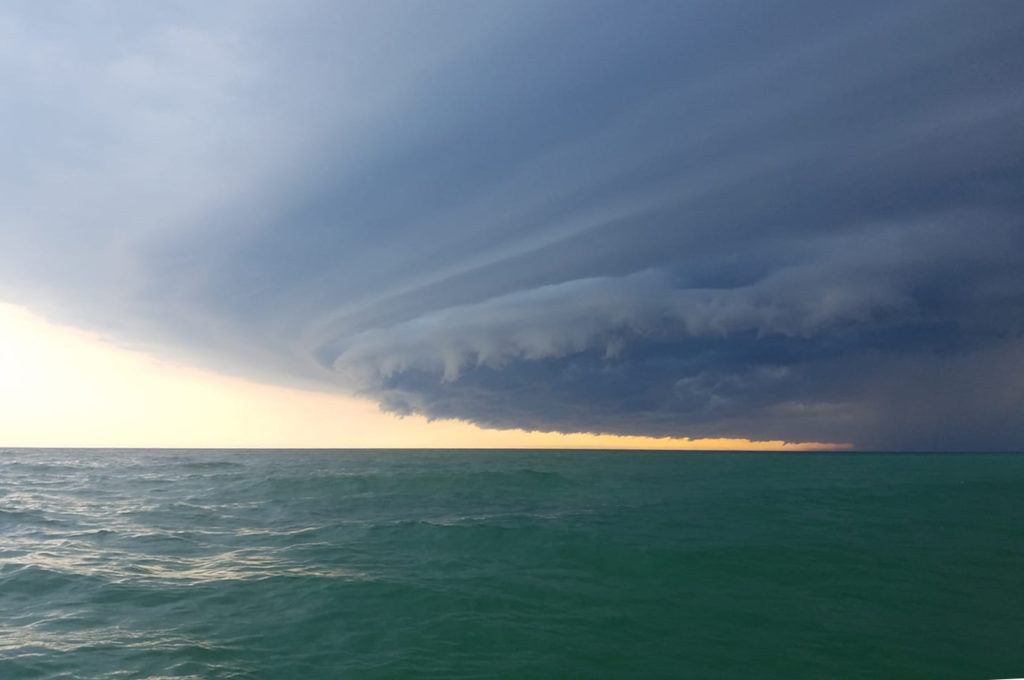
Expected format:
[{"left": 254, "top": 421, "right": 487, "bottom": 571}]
[{"left": 1, "top": 448, "right": 1022, "bottom": 679}]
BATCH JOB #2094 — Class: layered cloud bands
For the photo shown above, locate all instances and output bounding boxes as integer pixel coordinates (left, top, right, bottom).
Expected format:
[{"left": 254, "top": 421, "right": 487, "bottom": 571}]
[
  {"left": 2, "top": 1, "right": 1023, "bottom": 448},
  {"left": 330, "top": 217, "right": 1024, "bottom": 449}
]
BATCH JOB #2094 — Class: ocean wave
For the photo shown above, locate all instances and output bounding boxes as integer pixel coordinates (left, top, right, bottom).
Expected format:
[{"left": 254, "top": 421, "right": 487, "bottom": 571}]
[{"left": 2, "top": 448, "right": 1022, "bottom": 679}]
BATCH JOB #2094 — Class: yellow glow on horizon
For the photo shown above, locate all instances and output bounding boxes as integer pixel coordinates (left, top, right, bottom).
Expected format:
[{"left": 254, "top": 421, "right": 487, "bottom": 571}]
[{"left": 0, "top": 302, "right": 849, "bottom": 450}]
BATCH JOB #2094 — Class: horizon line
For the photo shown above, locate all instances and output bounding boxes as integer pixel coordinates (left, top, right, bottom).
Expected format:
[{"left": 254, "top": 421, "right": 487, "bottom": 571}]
[{"left": 3, "top": 446, "right": 1021, "bottom": 454}]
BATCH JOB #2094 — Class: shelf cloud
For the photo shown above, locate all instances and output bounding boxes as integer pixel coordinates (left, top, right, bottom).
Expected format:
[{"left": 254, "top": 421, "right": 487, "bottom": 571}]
[{"left": 2, "top": 0, "right": 1023, "bottom": 449}]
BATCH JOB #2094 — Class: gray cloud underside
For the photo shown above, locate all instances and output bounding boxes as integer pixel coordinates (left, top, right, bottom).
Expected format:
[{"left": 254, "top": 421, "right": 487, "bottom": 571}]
[{"left": 2, "top": 0, "right": 1023, "bottom": 449}]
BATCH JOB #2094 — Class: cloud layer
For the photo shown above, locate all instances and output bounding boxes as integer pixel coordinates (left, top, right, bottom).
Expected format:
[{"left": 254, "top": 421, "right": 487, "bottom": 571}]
[{"left": 1, "top": 1, "right": 1023, "bottom": 449}]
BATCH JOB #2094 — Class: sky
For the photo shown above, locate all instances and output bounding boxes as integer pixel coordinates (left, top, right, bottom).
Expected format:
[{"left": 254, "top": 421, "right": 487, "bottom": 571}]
[{"left": 1, "top": 1, "right": 1022, "bottom": 450}]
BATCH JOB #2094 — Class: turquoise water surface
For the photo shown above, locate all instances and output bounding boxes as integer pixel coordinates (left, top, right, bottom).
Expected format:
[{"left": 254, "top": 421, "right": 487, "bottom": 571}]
[{"left": 1, "top": 449, "right": 1022, "bottom": 678}]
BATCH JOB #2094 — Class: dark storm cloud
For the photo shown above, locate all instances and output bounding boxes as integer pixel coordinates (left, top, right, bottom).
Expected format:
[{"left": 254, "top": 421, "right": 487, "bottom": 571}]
[{"left": 1, "top": 1, "right": 1023, "bottom": 448}]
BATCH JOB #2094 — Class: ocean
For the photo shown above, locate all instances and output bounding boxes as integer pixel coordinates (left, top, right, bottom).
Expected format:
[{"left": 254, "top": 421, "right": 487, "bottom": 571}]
[{"left": 1, "top": 448, "right": 1021, "bottom": 679}]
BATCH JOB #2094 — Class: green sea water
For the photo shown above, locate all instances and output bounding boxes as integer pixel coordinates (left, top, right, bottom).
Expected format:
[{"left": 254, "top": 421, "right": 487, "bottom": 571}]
[{"left": 1, "top": 449, "right": 1022, "bottom": 679}]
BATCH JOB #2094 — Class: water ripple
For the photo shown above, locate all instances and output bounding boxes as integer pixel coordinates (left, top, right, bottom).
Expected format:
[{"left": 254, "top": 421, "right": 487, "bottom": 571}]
[{"left": 1, "top": 448, "right": 1023, "bottom": 679}]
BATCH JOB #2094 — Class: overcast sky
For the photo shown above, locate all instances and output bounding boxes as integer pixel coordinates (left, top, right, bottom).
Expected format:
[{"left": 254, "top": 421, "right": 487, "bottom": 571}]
[{"left": 2, "top": 0, "right": 1023, "bottom": 450}]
